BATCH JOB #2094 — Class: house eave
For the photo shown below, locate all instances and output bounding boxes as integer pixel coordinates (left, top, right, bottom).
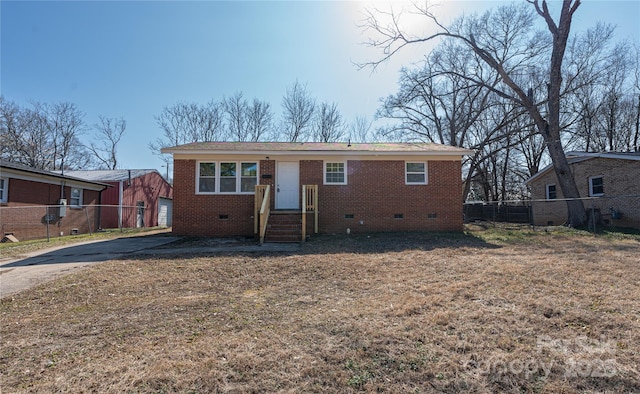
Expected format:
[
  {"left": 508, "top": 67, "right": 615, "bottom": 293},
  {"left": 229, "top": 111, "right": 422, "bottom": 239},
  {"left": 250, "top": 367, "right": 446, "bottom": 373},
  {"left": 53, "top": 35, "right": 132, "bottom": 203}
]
[
  {"left": 0, "top": 164, "right": 111, "bottom": 191},
  {"left": 565, "top": 151, "right": 640, "bottom": 161},
  {"left": 160, "top": 148, "right": 474, "bottom": 157}
]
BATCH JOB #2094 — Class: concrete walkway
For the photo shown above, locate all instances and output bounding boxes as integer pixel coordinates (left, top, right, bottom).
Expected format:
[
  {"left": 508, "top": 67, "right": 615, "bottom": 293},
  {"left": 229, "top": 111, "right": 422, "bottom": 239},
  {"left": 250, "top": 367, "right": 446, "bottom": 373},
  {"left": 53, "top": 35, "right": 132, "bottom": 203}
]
[{"left": 0, "top": 235, "right": 299, "bottom": 298}]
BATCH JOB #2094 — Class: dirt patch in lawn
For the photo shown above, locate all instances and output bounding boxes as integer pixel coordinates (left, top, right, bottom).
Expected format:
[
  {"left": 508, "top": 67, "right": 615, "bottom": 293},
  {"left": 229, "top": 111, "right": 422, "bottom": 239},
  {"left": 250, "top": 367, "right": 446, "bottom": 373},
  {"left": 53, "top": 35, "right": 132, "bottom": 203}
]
[{"left": 1, "top": 231, "right": 639, "bottom": 393}]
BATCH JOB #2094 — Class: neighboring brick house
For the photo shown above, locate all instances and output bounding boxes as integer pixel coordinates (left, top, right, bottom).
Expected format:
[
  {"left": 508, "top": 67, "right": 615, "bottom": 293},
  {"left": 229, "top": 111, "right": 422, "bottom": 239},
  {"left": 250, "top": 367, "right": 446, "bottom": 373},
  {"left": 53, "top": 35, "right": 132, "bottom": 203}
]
[
  {"left": 526, "top": 152, "right": 640, "bottom": 228},
  {"left": 161, "top": 142, "right": 473, "bottom": 240},
  {"left": 64, "top": 169, "right": 173, "bottom": 229},
  {"left": 0, "top": 160, "right": 109, "bottom": 241}
]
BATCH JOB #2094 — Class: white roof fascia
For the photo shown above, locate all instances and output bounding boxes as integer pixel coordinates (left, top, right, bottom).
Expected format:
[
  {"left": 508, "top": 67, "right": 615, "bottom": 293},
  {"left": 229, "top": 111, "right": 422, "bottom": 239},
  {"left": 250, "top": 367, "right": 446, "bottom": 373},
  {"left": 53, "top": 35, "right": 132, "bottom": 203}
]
[{"left": 161, "top": 149, "right": 474, "bottom": 156}]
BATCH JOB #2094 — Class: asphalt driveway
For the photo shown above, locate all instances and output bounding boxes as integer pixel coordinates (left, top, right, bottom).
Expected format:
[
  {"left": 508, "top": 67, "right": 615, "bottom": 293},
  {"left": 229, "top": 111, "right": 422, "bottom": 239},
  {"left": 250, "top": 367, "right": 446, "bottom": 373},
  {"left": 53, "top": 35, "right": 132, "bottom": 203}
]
[{"left": 0, "top": 234, "right": 180, "bottom": 298}]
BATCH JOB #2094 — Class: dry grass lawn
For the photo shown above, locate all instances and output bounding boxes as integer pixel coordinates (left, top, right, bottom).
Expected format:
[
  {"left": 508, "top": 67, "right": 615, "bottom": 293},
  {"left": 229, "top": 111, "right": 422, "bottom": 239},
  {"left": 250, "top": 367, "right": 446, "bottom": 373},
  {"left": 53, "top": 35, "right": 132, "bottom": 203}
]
[{"left": 1, "top": 228, "right": 639, "bottom": 393}]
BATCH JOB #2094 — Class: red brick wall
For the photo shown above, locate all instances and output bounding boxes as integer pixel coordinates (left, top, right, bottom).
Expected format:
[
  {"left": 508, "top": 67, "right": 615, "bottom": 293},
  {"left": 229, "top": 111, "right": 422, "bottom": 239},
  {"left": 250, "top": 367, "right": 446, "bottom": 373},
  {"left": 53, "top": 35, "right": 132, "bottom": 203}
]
[
  {"left": 300, "top": 160, "right": 463, "bottom": 234},
  {"left": 97, "top": 172, "right": 173, "bottom": 229},
  {"left": 0, "top": 178, "right": 101, "bottom": 241},
  {"left": 172, "top": 158, "right": 464, "bottom": 237},
  {"left": 172, "top": 160, "right": 255, "bottom": 237}
]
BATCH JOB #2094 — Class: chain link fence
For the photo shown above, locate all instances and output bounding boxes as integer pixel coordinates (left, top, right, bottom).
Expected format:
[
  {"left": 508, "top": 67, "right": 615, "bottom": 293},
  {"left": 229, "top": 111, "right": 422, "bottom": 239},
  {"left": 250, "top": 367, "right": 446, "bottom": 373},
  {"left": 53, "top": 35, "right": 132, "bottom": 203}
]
[
  {"left": 0, "top": 205, "right": 150, "bottom": 242},
  {"left": 465, "top": 195, "right": 640, "bottom": 234}
]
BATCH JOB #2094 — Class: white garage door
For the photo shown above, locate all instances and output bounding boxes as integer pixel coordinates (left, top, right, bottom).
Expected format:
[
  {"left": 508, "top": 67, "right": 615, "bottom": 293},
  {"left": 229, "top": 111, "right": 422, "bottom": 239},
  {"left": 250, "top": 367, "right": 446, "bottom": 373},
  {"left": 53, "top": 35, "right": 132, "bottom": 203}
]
[{"left": 158, "top": 197, "right": 172, "bottom": 227}]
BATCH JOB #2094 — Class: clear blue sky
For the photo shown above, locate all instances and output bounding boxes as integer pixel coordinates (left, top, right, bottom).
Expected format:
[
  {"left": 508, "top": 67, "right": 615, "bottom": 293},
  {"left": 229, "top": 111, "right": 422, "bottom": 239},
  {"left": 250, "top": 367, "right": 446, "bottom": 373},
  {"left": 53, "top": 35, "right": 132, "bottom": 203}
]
[{"left": 2, "top": 1, "right": 639, "bottom": 176}]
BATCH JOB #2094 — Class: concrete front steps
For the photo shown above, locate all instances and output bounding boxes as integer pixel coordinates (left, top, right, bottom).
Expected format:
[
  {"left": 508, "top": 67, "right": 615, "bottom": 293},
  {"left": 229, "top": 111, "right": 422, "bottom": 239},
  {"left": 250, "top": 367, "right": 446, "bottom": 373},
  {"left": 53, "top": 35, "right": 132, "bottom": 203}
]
[{"left": 264, "top": 211, "right": 302, "bottom": 243}]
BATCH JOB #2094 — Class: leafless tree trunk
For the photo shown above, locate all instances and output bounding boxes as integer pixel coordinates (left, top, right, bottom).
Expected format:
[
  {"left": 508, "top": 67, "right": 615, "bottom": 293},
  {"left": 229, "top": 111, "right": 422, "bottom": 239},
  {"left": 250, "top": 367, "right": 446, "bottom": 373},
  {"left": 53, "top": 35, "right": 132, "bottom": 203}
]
[
  {"left": 150, "top": 101, "right": 226, "bottom": 164},
  {"left": 0, "top": 96, "right": 25, "bottom": 163},
  {"left": 48, "top": 102, "right": 90, "bottom": 172},
  {"left": 376, "top": 39, "right": 530, "bottom": 202},
  {"left": 312, "top": 102, "right": 344, "bottom": 142},
  {"left": 224, "top": 92, "right": 249, "bottom": 141},
  {"left": 281, "top": 80, "right": 315, "bottom": 142},
  {"left": 361, "top": 0, "right": 588, "bottom": 226},
  {"left": 89, "top": 116, "right": 126, "bottom": 170},
  {"left": 17, "top": 106, "right": 53, "bottom": 169},
  {"left": 1, "top": 98, "right": 91, "bottom": 171},
  {"left": 246, "top": 99, "right": 273, "bottom": 142},
  {"left": 349, "top": 115, "right": 373, "bottom": 143}
]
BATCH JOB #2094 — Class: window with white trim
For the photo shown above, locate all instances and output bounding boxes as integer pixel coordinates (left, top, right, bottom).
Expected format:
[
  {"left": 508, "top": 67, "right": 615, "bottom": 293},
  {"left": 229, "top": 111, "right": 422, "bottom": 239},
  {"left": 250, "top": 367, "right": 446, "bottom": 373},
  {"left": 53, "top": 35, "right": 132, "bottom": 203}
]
[
  {"left": 589, "top": 176, "right": 604, "bottom": 196},
  {"left": 240, "top": 162, "right": 258, "bottom": 192},
  {"left": 198, "top": 162, "right": 216, "bottom": 192},
  {"left": 70, "top": 187, "right": 82, "bottom": 207},
  {"left": 546, "top": 184, "right": 557, "bottom": 200},
  {"left": 0, "top": 178, "right": 8, "bottom": 203},
  {"left": 405, "top": 162, "right": 427, "bottom": 184},
  {"left": 324, "top": 162, "right": 346, "bottom": 184},
  {"left": 220, "top": 162, "right": 237, "bottom": 192},
  {"left": 197, "top": 161, "right": 258, "bottom": 194}
]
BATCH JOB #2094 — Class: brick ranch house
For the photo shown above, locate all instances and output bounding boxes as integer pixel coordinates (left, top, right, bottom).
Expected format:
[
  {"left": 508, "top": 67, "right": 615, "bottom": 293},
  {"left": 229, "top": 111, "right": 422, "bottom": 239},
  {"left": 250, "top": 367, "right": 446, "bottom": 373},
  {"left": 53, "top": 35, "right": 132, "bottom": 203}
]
[
  {"left": 0, "top": 160, "right": 109, "bottom": 241},
  {"left": 161, "top": 142, "right": 473, "bottom": 241},
  {"left": 64, "top": 169, "right": 173, "bottom": 229},
  {"left": 526, "top": 152, "right": 640, "bottom": 229}
]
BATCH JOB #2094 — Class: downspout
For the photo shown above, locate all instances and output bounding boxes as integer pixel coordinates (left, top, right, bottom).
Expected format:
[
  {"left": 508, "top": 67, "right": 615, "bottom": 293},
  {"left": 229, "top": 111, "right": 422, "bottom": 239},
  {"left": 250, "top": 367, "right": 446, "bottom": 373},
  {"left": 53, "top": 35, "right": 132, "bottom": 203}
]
[
  {"left": 118, "top": 180, "right": 123, "bottom": 230},
  {"left": 60, "top": 181, "right": 65, "bottom": 232},
  {"left": 97, "top": 187, "right": 103, "bottom": 230}
]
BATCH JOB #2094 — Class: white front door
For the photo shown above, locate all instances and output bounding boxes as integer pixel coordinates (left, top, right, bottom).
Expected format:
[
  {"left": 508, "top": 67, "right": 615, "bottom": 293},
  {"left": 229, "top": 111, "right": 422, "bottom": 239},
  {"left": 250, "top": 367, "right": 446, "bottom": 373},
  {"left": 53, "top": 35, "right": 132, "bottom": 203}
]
[{"left": 276, "top": 161, "right": 299, "bottom": 209}]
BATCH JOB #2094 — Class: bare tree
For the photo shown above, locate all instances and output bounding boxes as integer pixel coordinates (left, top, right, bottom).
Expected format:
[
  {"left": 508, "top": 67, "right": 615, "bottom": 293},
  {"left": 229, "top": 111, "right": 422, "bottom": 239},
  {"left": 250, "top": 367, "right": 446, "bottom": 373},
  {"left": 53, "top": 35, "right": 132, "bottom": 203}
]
[
  {"left": 47, "top": 102, "right": 90, "bottom": 171},
  {"left": 224, "top": 92, "right": 249, "bottom": 141},
  {"left": 281, "top": 80, "right": 315, "bottom": 142},
  {"left": 0, "top": 96, "right": 24, "bottom": 163},
  {"left": 312, "top": 102, "right": 344, "bottom": 142},
  {"left": 563, "top": 30, "right": 637, "bottom": 153},
  {"left": 1, "top": 98, "right": 90, "bottom": 171},
  {"left": 198, "top": 101, "right": 225, "bottom": 142},
  {"left": 376, "top": 39, "right": 533, "bottom": 201},
  {"left": 89, "top": 116, "right": 126, "bottom": 170},
  {"left": 362, "top": 0, "right": 590, "bottom": 226},
  {"left": 246, "top": 98, "right": 273, "bottom": 142},
  {"left": 150, "top": 101, "right": 226, "bottom": 164},
  {"left": 349, "top": 115, "right": 373, "bottom": 143},
  {"left": 15, "top": 105, "right": 53, "bottom": 169}
]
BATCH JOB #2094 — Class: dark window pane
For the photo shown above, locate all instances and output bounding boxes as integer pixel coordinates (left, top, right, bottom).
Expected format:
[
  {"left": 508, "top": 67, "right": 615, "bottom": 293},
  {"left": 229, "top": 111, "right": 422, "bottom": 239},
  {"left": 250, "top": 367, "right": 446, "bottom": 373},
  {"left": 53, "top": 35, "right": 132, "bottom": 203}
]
[
  {"left": 220, "top": 163, "right": 236, "bottom": 177},
  {"left": 199, "top": 162, "right": 215, "bottom": 176},
  {"left": 407, "top": 173, "right": 425, "bottom": 183},
  {"left": 591, "top": 177, "right": 604, "bottom": 195},
  {"left": 199, "top": 178, "right": 216, "bottom": 192},
  {"left": 241, "top": 163, "right": 257, "bottom": 176},
  {"left": 220, "top": 177, "right": 236, "bottom": 192},
  {"left": 406, "top": 162, "right": 425, "bottom": 173},
  {"left": 241, "top": 178, "right": 257, "bottom": 192}
]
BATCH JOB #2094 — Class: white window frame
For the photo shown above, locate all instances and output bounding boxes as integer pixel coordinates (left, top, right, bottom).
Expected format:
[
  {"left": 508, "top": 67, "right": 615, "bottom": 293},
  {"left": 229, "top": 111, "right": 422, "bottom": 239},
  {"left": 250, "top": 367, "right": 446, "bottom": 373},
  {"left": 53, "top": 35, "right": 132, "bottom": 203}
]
[
  {"left": 545, "top": 184, "right": 557, "bottom": 200},
  {"left": 0, "top": 177, "right": 8, "bottom": 203},
  {"left": 196, "top": 161, "right": 258, "bottom": 194},
  {"left": 405, "top": 162, "right": 428, "bottom": 185},
  {"left": 589, "top": 176, "right": 604, "bottom": 197},
  {"left": 324, "top": 161, "right": 347, "bottom": 185},
  {"left": 69, "top": 187, "right": 83, "bottom": 207}
]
